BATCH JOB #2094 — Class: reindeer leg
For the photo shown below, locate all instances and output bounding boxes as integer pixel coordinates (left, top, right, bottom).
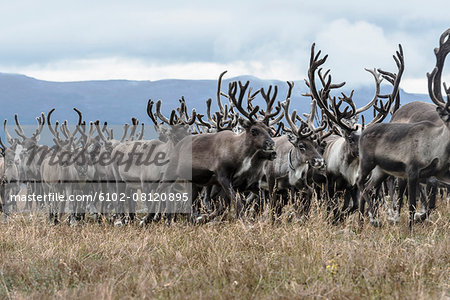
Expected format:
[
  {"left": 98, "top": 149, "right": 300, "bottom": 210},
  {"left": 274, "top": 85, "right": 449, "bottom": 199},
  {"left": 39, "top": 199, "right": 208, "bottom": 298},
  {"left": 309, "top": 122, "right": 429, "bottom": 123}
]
[
  {"left": 406, "top": 168, "right": 419, "bottom": 231},
  {"left": 217, "top": 173, "right": 240, "bottom": 219},
  {"left": 415, "top": 177, "right": 437, "bottom": 222}
]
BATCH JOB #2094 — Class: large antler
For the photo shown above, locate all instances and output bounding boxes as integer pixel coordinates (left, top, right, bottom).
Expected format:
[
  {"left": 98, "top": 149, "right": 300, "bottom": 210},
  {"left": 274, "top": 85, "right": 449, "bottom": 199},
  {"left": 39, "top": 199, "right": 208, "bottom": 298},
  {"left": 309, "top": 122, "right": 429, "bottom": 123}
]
[
  {"left": 47, "top": 108, "right": 61, "bottom": 140},
  {"left": 177, "top": 97, "right": 197, "bottom": 125},
  {"left": 155, "top": 100, "right": 178, "bottom": 125},
  {"left": 367, "top": 44, "right": 405, "bottom": 126},
  {"left": 3, "top": 120, "right": 14, "bottom": 145},
  {"left": 228, "top": 80, "right": 259, "bottom": 122},
  {"left": 147, "top": 99, "right": 161, "bottom": 130},
  {"left": 13, "top": 113, "right": 45, "bottom": 140},
  {"left": 427, "top": 28, "right": 450, "bottom": 112},
  {"left": 282, "top": 99, "right": 314, "bottom": 139},
  {"left": 14, "top": 114, "right": 27, "bottom": 140},
  {"left": 258, "top": 84, "right": 285, "bottom": 126},
  {"left": 304, "top": 43, "right": 356, "bottom": 133}
]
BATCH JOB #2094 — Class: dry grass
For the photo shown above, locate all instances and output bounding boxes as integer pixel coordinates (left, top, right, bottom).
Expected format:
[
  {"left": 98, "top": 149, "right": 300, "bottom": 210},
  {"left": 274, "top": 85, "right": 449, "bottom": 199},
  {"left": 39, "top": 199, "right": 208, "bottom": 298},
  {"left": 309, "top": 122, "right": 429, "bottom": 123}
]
[{"left": 0, "top": 198, "right": 449, "bottom": 300}]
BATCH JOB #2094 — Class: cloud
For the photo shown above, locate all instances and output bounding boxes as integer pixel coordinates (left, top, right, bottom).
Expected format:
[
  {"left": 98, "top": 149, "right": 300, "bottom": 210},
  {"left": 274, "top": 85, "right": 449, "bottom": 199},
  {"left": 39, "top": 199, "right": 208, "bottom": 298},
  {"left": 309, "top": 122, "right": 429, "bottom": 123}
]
[
  {"left": 0, "top": 1, "right": 448, "bottom": 94},
  {"left": 2, "top": 57, "right": 303, "bottom": 82}
]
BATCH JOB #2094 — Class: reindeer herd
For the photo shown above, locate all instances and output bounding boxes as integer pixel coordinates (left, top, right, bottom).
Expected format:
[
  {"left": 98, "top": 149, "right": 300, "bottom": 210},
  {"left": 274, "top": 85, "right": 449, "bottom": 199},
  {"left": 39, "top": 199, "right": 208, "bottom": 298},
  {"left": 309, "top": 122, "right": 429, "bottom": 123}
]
[{"left": 0, "top": 29, "right": 449, "bottom": 230}]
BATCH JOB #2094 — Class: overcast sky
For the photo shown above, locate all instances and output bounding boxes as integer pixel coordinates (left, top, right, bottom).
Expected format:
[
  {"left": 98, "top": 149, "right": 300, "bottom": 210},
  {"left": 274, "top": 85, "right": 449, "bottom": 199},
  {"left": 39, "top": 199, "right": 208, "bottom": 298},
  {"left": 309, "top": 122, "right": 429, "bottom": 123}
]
[{"left": 0, "top": 0, "right": 448, "bottom": 93}]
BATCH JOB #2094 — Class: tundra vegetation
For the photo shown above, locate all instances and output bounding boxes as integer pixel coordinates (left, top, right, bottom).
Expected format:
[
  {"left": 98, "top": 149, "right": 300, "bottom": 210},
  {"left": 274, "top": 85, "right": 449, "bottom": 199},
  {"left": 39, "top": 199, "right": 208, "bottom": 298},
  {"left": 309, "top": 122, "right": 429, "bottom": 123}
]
[{"left": 0, "top": 29, "right": 449, "bottom": 299}]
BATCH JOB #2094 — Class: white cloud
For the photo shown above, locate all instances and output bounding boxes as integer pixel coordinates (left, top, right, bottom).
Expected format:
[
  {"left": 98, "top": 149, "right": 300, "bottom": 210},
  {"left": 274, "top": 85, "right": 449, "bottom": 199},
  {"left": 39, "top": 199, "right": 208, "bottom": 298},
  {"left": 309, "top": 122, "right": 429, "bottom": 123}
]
[
  {"left": 0, "top": 57, "right": 302, "bottom": 82},
  {"left": 0, "top": 0, "right": 448, "bottom": 95}
]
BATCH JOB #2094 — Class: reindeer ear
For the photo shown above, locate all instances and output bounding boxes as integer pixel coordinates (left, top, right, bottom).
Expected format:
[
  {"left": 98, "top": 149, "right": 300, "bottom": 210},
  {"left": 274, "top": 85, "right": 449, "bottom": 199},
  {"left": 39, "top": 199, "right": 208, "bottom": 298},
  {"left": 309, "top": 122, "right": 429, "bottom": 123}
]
[
  {"left": 238, "top": 117, "right": 252, "bottom": 129},
  {"left": 287, "top": 133, "right": 298, "bottom": 145}
]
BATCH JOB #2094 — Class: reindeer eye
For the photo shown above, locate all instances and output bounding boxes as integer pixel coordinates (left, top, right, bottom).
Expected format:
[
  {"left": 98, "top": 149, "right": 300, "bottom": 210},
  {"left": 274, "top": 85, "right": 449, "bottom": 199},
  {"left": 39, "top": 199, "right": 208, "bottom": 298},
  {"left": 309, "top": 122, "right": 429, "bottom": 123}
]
[
  {"left": 298, "top": 144, "right": 306, "bottom": 152},
  {"left": 251, "top": 128, "right": 259, "bottom": 136}
]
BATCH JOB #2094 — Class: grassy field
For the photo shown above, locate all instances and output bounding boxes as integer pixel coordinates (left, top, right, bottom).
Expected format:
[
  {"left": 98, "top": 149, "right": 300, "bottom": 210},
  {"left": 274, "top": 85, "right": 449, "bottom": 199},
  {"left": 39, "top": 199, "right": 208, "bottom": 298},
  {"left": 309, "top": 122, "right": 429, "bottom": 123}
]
[{"left": 0, "top": 198, "right": 448, "bottom": 299}]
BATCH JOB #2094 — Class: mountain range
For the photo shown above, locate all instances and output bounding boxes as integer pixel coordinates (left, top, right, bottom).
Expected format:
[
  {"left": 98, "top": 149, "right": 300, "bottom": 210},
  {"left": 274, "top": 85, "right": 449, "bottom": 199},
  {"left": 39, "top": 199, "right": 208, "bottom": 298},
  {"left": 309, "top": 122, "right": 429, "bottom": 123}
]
[{"left": 0, "top": 72, "right": 428, "bottom": 128}]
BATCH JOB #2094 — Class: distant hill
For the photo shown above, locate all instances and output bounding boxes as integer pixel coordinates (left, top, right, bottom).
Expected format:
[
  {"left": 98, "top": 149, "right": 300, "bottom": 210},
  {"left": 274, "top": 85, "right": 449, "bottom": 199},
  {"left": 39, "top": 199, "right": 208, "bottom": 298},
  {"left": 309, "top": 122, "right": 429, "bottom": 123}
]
[{"left": 0, "top": 72, "right": 428, "bottom": 127}]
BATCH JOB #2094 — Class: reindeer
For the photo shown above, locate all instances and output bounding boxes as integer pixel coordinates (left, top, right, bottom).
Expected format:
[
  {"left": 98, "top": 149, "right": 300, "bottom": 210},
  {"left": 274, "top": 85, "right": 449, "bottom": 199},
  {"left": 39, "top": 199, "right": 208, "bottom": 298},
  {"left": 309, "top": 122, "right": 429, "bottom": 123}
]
[
  {"left": 357, "top": 29, "right": 450, "bottom": 229},
  {"left": 261, "top": 95, "right": 325, "bottom": 220},
  {"left": 305, "top": 43, "right": 404, "bottom": 223},
  {"left": 40, "top": 108, "right": 87, "bottom": 224},
  {"left": 2, "top": 114, "right": 47, "bottom": 211},
  {"left": 198, "top": 76, "right": 288, "bottom": 221},
  {"left": 155, "top": 79, "right": 277, "bottom": 222},
  {"left": 112, "top": 99, "right": 195, "bottom": 225},
  {"left": 0, "top": 137, "right": 22, "bottom": 219}
]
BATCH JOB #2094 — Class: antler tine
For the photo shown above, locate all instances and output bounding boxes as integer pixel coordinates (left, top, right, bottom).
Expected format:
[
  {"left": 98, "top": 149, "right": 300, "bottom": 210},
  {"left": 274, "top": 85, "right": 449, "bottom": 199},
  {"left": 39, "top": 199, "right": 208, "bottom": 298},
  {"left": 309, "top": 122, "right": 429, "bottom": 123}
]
[
  {"left": 216, "top": 71, "right": 227, "bottom": 114},
  {"left": 283, "top": 99, "right": 313, "bottom": 139},
  {"left": 246, "top": 86, "right": 261, "bottom": 113},
  {"left": 282, "top": 99, "right": 299, "bottom": 134},
  {"left": 101, "top": 121, "right": 108, "bottom": 134},
  {"left": 306, "top": 43, "right": 354, "bottom": 132},
  {"left": 3, "top": 120, "right": 14, "bottom": 144},
  {"left": 86, "top": 121, "right": 95, "bottom": 140},
  {"left": 69, "top": 107, "right": 83, "bottom": 137},
  {"left": 367, "top": 44, "right": 405, "bottom": 126},
  {"left": 14, "top": 114, "right": 27, "bottom": 139},
  {"left": 155, "top": 100, "right": 171, "bottom": 125},
  {"left": 300, "top": 101, "right": 328, "bottom": 134},
  {"left": 147, "top": 100, "right": 160, "bottom": 128},
  {"left": 137, "top": 122, "right": 145, "bottom": 140},
  {"left": 33, "top": 112, "right": 46, "bottom": 138},
  {"left": 60, "top": 121, "right": 70, "bottom": 139},
  {"left": 120, "top": 124, "right": 130, "bottom": 142},
  {"left": 95, "top": 120, "right": 109, "bottom": 143},
  {"left": 356, "top": 68, "right": 383, "bottom": 114},
  {"left": 186, "top": 109, "right": 197, "bottom": 125},
  {"left": 128, "top": 117, "right": 139, "bottom": 141},
  {"left": 260, "top": 85, "right": 283, "bottom": 124},
  {"left": 46, "top": 108, "right": 60, "bottom": 140},
  {"left": 268, "top": 81, "right": 294, "bottom": 126},
  {"left": 335, "top": 91, "right": 356, "bottom": 117},
  {"left": 195, "top": 114, "right": 212, "bottom": 129},
  {"left": 215, "top": 111, "right": 235, "bottom": 131},
  {"left": 179, "top": 97, "right": 197, "bottom": 125},
  {"left": 228, "top": 81, "right": 259, "bottom": 121},
  {"left": 206, "top": 98, "right": 218, "bottom": 127},
  {"left": 169, "top": 110, "right": 178, "bottom": 125}
]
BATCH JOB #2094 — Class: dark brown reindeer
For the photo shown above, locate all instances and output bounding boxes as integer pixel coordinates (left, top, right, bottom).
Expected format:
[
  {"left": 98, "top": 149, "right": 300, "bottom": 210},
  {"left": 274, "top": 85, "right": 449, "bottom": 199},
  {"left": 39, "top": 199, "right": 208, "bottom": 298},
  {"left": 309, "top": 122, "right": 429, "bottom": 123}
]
[
  {"left": 202, "top": 78, "right": 289, "bottom": 221},
  {"left": 385, "top": 102, "right": 444, "bottom": 224},
  {"left": 357, "top": 29, "right": 450, "bottom": 230},
  {"left": 305, "top": 43, "right": 404, "bottom": 223},
  {"left": 155, "top": 79, "right": 277, "bottom": 222},
  {"left": 261, "top": 95, "right": 325, "bottom": 220}
]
